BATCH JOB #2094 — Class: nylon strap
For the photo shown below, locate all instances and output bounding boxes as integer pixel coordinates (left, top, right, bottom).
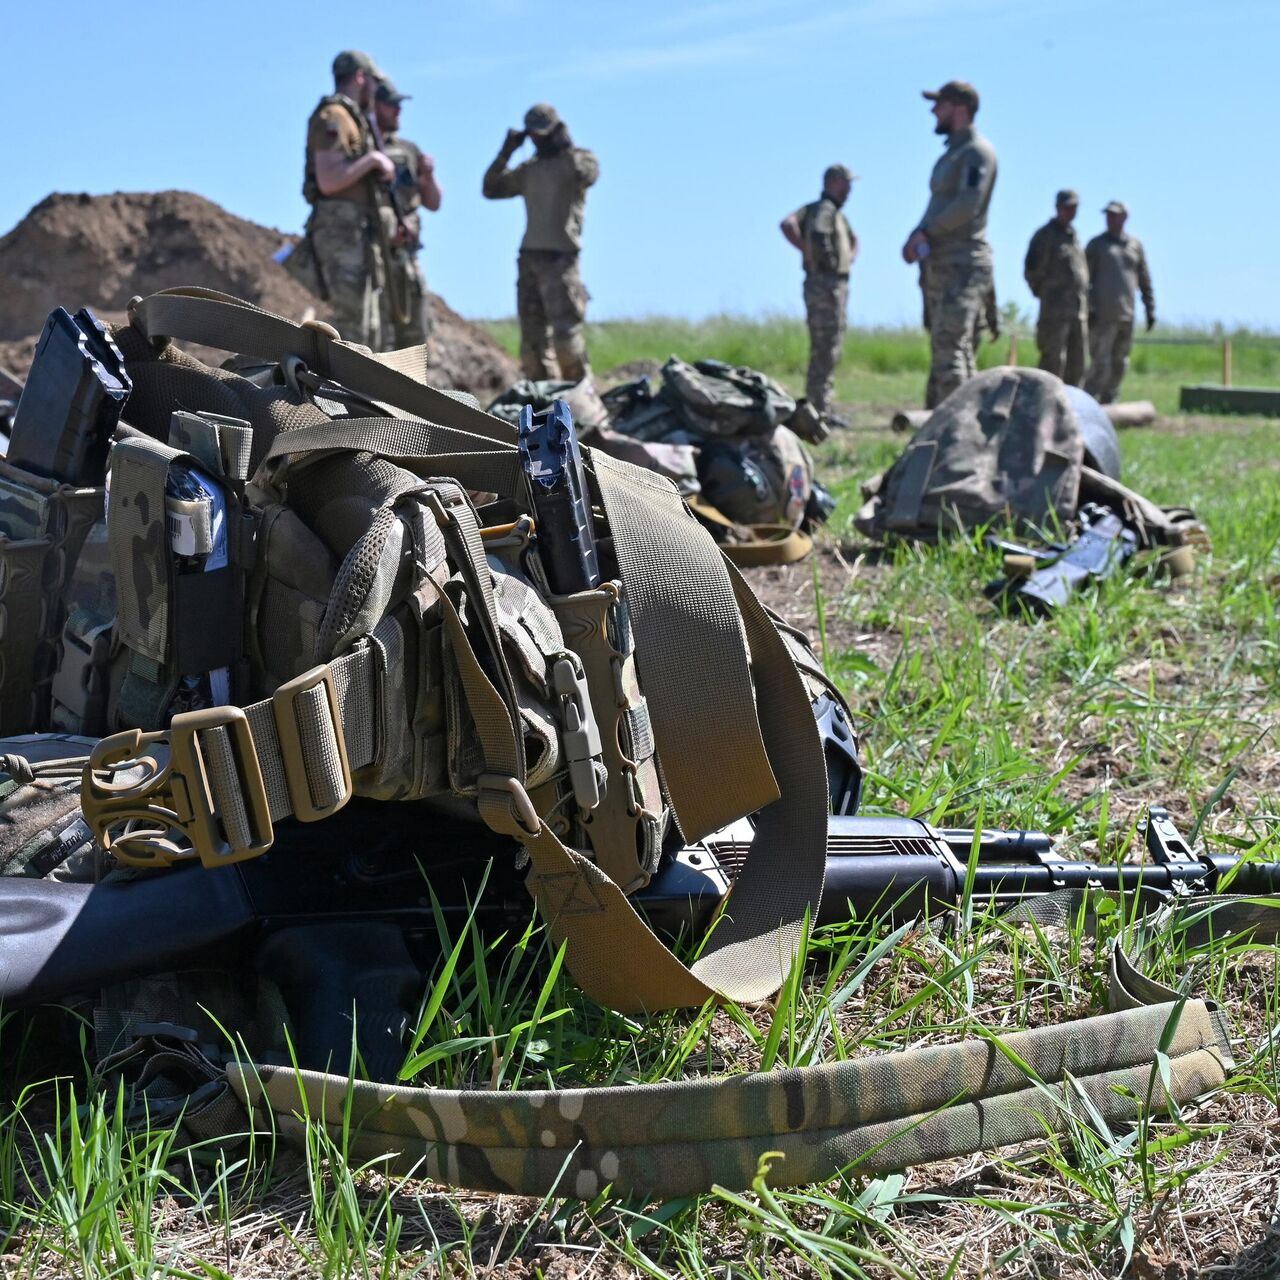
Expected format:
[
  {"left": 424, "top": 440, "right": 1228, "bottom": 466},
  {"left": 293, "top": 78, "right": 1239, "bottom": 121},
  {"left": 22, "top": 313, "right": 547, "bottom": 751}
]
[
  {"left": 228, "top": 893, "right": 1280, "bottom": 1199},
  {"left": 686, "top": 495, "right": 814, "bottom": 567}
]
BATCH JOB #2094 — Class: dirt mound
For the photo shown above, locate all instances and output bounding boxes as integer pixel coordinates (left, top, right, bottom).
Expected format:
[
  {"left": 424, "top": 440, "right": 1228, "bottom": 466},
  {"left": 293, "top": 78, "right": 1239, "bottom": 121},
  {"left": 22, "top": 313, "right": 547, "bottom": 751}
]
[{"left": 0, "top": 190, "right": 516, "bottom": 398}]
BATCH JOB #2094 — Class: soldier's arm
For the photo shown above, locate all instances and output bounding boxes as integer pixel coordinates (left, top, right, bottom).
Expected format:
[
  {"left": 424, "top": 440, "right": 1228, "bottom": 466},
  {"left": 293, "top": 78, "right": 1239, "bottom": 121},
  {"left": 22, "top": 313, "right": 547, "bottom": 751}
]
[
  {"left": 848, "top": 226, "right": 859, "bottom": 266},
  {"left": 1023, "top": 229, "right": 1045, "bottom": 296},
  {"left": 1137, "top": 244, "right": 1155, "bottom": 325},
  {"left": 1085, "top": 239, "right": 1100, "bottom": 311},
  {"left": 314, "top": 149, "right": 394, "bottom": 197},
  {"left": 919, "top": 144, "right": 995, "bottom": 237},
  {"left": 780, "top": 211, "right": 804, "bottom": 252},
  {"left": 482, "top": 133, "right": 528, "bottom": 199},
  {"left": 416, "top": 146, "right": 442, "bottom": 213},
  {"left": 573, "top": 149, "right": 600, "bottom": 189}
]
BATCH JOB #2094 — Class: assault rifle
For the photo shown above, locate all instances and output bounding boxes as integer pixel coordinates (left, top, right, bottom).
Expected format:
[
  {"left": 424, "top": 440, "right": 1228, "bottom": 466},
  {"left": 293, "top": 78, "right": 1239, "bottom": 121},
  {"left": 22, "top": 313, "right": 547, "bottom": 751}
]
[
  {"left": 986, "top": 502, "right": 1139, "bottom": 614},
  {"left": 3, "top": 801, "right": 1277, "bottom": 1081}
]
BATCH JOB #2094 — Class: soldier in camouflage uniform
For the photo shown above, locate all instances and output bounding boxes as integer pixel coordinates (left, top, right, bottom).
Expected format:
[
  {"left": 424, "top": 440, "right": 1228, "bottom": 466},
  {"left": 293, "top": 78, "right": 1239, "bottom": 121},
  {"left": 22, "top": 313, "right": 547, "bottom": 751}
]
[
  {"left": 299, "top": 51, "right": 397, "bottom": 349},
  {"left": 902, "top": 80, "right": 998, "bottom": 409},
  {"left": 373, "top": 81, "right": 442, "bottom": 351},
  {"left": 1084, "top": 201, "right": 1156, "bottom": 404},
  {"left": 1024, "top": 189, "right": 1089, "bottom": 386},
  {"left": 780, "top": 164, "right": 858, "bottom": 425},
  {"left": 483, "top": 104, "right": 599, "bottom": 381}
]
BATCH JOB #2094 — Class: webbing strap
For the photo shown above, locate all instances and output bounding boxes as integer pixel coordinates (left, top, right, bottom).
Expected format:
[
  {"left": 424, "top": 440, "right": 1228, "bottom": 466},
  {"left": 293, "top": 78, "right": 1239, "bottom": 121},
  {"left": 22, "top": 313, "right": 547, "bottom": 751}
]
[
  {"left": 686, "top": 495, "right": 814, "bottom": 567},
  {"left": 229, "top": 880, "right": 1280, "bottom": 1199},
  {"left": 132, "top": 289, "right": 511, "bottom": 446}
]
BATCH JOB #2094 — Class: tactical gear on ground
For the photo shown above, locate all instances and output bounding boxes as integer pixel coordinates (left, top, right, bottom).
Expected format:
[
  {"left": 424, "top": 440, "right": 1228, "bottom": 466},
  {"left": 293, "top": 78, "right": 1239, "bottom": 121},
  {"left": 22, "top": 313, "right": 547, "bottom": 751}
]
[{"left": 855, "top": 367, "right": 1202, "bottom": 556}]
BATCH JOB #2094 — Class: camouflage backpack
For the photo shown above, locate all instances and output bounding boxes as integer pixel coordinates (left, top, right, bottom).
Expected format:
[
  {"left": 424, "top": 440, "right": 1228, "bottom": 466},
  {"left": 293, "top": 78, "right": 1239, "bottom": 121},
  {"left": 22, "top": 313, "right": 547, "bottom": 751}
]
[{"left": 856, "top": 367, "right": 1203, "bottom": 555}]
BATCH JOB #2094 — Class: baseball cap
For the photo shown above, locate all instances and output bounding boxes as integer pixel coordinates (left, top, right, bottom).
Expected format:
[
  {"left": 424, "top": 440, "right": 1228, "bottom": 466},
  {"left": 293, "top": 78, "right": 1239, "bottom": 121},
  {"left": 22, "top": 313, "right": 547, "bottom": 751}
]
[
  {"left": 332, "top": 50, "right": 385, "bottom": 81},
  {"left": 824, "top": 163, "right": 859, "bottom": 183},
  {"left": 524, "top": 103, "right": 561, "bottom": 136},
  {"left": 1055, "top": 188, "right": 1079, "bottom": 206},
  {"left": 922, "top": 80, "right": 979, "bottom": 113},
  {"left": 375, "top": 80, "right": 411, "bottom": 105},
  {"left": 1103, "top": 200, "right": 1128, "bottom": 215}
]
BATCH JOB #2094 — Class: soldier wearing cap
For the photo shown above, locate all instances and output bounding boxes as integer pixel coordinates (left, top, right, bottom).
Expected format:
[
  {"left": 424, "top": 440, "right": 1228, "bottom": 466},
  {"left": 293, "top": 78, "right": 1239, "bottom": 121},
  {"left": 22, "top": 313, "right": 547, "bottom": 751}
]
[
  {"left": 295, "top": 51, "right": 397, "bottom": 349},
  {"left": 780, "top": 164, "right": 858, "bottom": 424},
  {"left": 901, "top": 80, "right": 998, "bottom": 408},
  {"left": 1024, "top": 189, "right": 1089, "bottom": 385},
  {"left": 1084, "top": 202, "right": 1155, "bottom": 403},
  {"left": 482, "top": 104, "right": 599, "bottom": 381},
  {"left": 373, "top": 80, "right": 442, "bottom": 351}
]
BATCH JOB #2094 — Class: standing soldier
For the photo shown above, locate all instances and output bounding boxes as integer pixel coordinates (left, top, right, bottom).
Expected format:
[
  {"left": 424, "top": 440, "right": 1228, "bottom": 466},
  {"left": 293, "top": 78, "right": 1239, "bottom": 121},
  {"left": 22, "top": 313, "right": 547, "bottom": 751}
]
[
  {"left": 297, "top": 51, "right": 396, "bottom": 348},
  {"left": 901, "top": 80, "right": 998, "bottom": 408},
  {"left": 373, "top": 80, "right": 442, "bottom": 351},
  {"left": 1084, "top": 201, "right": 1156, "bottom": 403},
  {"left": 1023, "top": 189, "right": 1089, "bottom": 385},
  {"left": 482, "top": 104, "right": 599, "bottom": 382},
  {"left": 780, "top": 164, "right": 858, "bottom": 426}
]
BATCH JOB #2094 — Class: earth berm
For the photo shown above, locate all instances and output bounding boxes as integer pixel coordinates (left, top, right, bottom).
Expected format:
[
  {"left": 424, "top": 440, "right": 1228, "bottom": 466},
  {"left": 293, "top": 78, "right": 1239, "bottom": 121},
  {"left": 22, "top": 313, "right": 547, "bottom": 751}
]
[{"left": 0, "top": 190, "right": 517, "bottom": 398}]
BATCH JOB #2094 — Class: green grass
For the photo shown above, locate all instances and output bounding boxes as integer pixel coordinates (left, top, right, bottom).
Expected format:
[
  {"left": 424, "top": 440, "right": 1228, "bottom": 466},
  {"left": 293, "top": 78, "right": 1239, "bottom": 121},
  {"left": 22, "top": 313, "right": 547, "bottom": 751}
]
[{"left": 3, "top": 329, "right": 1280, "bottom": 1277}]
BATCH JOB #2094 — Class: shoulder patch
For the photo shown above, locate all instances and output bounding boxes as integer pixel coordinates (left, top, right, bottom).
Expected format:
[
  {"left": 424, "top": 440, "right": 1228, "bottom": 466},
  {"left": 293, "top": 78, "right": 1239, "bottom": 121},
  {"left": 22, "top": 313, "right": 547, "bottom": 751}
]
[{"left": 967, "top": 165, "right": 983, "bottom": 188}]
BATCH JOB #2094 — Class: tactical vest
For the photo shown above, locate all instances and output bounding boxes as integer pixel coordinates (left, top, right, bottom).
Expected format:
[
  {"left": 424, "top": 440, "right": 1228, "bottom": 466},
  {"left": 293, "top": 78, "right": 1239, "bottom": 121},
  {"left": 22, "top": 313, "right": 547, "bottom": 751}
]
[
  {"left": 302, "top": 94, "right": 373, "bottom": 207},
  {"left": 1, "top": 287, "right": 839, "bottom": 1016}
]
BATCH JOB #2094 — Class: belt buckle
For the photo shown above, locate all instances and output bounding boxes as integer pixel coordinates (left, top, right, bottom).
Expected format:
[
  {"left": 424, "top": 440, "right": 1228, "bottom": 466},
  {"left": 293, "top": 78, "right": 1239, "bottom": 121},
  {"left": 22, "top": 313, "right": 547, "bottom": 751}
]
[
  {"left": 84, "top": 706, "right": 273, "bottom": 869},
  {"left": 272, "top": 664, "right": 352, "bottom": 823}
]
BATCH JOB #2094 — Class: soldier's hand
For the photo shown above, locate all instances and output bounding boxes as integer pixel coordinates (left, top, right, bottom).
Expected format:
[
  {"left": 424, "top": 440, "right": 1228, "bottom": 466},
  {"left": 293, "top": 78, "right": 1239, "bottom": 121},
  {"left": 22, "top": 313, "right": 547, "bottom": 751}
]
[
  {"left": 369, "top": 151, "right": 396, "bottom": 183},
  {"left": 1146, "top": 314, "right": 1156, "bottom": 332},
  {"left": 503, "top": 128, "right": 527, "bottom": 153},
  {"left": 421, "top": 153, "right": 436, "bottom": 173},
  {"left": 902, "top": 230, "right": 929, "bottom": 264}
]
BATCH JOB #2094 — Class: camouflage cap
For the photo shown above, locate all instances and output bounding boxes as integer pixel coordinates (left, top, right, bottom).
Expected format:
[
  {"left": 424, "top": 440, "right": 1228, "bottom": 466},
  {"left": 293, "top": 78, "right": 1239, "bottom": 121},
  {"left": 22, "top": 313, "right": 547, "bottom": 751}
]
[
  {"left": 922, "top": 80, "right": 979, "bottom": 113},
  {"left": 333, "top": 50, "right": 385, "bottom": 82},
  {"left": 824, "top": 164, "right": 858, "bottom": 184},
  {"left": 524, "top": 103, "right": 561, "bottom": 136},
  {"left": 375, "top": 80, "right": 410, "bottom": 105},
  {"left": 1056, "top": 188, "right": 1079, "bottom": 206},
  {"left": 1103, "top": 200, "right": 1129, "bottom": 215}
]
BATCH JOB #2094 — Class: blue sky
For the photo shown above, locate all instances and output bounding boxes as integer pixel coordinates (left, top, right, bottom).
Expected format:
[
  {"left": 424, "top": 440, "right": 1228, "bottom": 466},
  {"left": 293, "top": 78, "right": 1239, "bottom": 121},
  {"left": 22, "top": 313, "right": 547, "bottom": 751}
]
[{"left": 5, "top": 0, "right": 1274, "bottom": 327}]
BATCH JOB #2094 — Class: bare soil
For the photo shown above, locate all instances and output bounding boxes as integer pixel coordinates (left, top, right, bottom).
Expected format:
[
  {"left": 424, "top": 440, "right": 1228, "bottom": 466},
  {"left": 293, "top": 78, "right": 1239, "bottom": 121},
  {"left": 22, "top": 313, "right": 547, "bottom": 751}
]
[{"left": 0, "top": 190, "right": 517, "bottom": 398}]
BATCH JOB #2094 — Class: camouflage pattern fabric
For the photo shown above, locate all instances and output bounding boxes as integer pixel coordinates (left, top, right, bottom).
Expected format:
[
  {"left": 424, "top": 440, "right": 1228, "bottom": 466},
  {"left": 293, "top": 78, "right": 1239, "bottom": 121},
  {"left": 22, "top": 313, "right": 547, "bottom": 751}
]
[
  {"left": 381, "top": 132, "right": 431, "bottom": 351},
  {"left": 516, "top": 250, "right": 590, "bottom": 381},
  {"left": 1037, "top": 308, "right": 1087, "bottom": 387},
  {"left": 1084, "top": 315, "right": 1136, "bottom": 405},
  {"left": 803, "top": 273, "right": 848, "bottom": 413},
  {"left": 1024, "top": 219, "right": 1088, "bottom": 385},
  {"left": 310, "top": 199, "right": 386, "bottom": 350},
  {"left": 923, "top": 257, "right": 993, "bottom": 408},
  {"left": 1085, "top": 231, "right": 1154, "bottom": 325}
]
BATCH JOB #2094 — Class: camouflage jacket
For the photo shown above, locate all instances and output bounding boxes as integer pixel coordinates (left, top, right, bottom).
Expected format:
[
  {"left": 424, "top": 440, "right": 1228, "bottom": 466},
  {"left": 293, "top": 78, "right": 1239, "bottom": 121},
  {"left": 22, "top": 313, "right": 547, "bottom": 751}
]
[
  {"left": 793, "top": 194, "right": 856, "bottom": 277},
  {"left": 381, "top": 131, "right": 426, "bottom": 242},
  {"left": 483, "top": 145, "right": 599, "bottom": 254},
  {"left": 1086, "top": 231, "right": 1154, "bottom": 322},
  {"left": 916, "top": 126, "right": 997, "bottom": 264},
  {"left": 1024, "top": 219, "right": 1088, "bottom": 311}
]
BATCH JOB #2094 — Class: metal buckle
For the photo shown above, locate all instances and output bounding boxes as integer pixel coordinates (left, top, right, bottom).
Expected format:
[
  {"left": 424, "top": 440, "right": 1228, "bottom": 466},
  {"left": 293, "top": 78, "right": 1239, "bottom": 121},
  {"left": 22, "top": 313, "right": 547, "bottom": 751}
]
[
  {"left": 84, "top": 706, "right": 273, "bottom": 869},
  {"left": 272, "top": 665, "right": 352, "bottom": 823},
  {"left": 477, "top": 774, "right": 541, "bottom": 838}
]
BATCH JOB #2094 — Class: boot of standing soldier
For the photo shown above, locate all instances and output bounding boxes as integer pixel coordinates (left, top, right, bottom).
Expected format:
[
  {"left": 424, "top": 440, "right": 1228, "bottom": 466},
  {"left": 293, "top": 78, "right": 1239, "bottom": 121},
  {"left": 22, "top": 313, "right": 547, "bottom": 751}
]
[
  {"left": 901, "top": 81, "right": 998, "bottom": 409},
  {"left": 1024, "top": 189, "right": 1088, "bottom": 386},
  {"left": 300, "top": 51, "right": 397, "bottom": 350},
  {"left": 483, "top": 104, "right": 598, "bottom": 382},
  {"left": 373, "top": 80, "right": 442, "bottom": 353},
  {"left": 1084, "top": 201, "right": 1156, "bottom": 403},
  {"left": 781, "top": 165, "right": 858, "bottom": 428}
]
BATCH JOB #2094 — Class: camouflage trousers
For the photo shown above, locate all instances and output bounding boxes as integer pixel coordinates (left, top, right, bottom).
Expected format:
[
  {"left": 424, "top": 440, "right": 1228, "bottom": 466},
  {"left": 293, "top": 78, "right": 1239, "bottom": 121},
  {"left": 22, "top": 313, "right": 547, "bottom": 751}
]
[
  {"left": 923, "top": 256, "right": 992, "bottom": 409},
  {"left": 517, "top": 250, "right": 590, "bottom": 382},
  {"left": 1036, "top": 304, "right": 1087, "bottom": 387},
  {"left": 385, "top": 246, "right": 430, "bottom": 352},
  {"left": 803, "top": 272, "right": 849, "bottom": 413},
  {"left": 308, "top": 200, "right": 386, "bottom": 351},
  {"left": 1083, "top": 314, "right": 1134, "bottom": 404}
]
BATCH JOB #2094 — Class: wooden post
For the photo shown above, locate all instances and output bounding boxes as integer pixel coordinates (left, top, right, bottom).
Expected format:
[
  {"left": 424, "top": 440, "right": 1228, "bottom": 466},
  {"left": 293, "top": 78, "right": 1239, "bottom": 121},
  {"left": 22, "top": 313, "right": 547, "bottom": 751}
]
[
  {"left": 1008, "top": 334, "right": 1019, "bottom": 366},
  {"left": 1222, "top": 338, "right": 1233, "bottom": 388}
]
